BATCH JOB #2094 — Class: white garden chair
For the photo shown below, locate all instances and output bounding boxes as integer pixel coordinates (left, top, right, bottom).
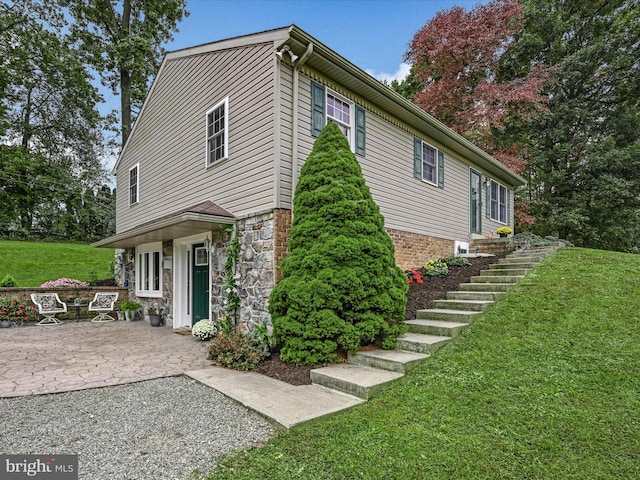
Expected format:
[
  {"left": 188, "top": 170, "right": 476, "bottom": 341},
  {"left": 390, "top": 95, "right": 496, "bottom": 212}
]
[
  {"left": 88, "top": 292, "right": 119, "bottom": 323},
  {"left": 31, "top": 293, "right": 67, "bottom": 325}
]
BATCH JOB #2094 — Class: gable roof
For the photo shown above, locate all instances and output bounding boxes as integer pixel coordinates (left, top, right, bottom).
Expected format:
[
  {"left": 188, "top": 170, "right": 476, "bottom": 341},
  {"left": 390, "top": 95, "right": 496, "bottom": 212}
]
[
  {"left": 114, "top": 25, "right": 524, "bottom": 187},
  {"left": 281, "top": 25, "right": 524, "bottom": 187}
]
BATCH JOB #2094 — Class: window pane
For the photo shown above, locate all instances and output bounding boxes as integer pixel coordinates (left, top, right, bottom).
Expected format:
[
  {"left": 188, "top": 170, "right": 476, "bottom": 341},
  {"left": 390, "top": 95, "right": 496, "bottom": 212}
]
[
  {"left": 422, "top": 144, "right": 436, "bottom": 183},
  {"left": 144, "top": 252, "right": 150, "bottom": 290},
  {"left": 207, "top": 101, "right": 227, "bottom": 164},
  {"left": 153, "top": 252, "right": 159, "bottom": 291}
]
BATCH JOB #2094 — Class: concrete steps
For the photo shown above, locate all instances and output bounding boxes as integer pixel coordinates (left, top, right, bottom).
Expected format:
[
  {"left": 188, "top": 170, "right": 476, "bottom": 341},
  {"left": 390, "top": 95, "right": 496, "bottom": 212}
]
[
  {"left": 309, "top": 242, "right": 563, "bottom": 403},
  {"left": 405, "top": 319, "right": 468, "bottom": 337},
  {"left": 310, "top": 364, "right": 403, "bottom": 400},
  {"left": 347, "top": 349, "right": 429, "bottom": 374},
  {"left": 446, "top": 291, "right": 506, "bottom": 301}
]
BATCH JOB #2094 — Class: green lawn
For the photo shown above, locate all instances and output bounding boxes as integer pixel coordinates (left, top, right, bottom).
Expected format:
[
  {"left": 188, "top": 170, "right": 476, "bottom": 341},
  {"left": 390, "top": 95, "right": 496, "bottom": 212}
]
[
  {"left": 207, "top": 248, "right": 640, "bottom": 479},
  {"left": 0, "top": 240, "right": 115, "bottom": 287}
]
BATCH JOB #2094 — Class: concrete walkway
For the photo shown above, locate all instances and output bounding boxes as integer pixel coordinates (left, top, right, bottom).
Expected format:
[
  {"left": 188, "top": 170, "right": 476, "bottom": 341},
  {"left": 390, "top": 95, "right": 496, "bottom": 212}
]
[{"left": 0, "top": 320, "right": 361, "bottom": 430}]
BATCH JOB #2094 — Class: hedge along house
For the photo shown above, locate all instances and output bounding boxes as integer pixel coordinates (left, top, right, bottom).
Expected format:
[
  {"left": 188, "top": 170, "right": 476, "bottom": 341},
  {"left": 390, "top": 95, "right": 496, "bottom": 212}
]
[{"left": 94, "top": 25, "right": 525, "bottom": 332}]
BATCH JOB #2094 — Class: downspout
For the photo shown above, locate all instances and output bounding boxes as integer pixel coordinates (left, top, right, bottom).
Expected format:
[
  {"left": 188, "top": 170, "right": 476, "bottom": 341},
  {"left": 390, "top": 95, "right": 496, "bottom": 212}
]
[{"left": 290, "top": 42, "right": 313, "bottom": 209}]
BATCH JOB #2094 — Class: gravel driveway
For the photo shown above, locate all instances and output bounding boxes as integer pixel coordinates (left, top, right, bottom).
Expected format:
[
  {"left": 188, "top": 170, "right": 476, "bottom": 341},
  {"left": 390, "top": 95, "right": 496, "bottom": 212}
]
[{"left": 0, "top": 376, "right": 276, "bottom": 479}]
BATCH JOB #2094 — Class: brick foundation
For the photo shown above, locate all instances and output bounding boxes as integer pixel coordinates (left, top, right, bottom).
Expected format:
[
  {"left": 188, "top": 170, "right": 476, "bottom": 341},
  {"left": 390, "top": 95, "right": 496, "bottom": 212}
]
[
  {"left": 386, "top": 228, "right": 455, "bottom": 270},
  {"left": 274, "top": 208, "right": 292, "bottom": 283},
  {"left": 270, "top": 211, "right": 457, "bottom": 274}
]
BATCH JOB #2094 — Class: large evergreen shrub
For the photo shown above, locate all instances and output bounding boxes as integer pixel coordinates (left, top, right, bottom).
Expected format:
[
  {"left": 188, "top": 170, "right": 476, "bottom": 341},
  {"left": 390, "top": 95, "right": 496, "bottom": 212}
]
[{"left": 269, "top": 122, "right": 408, "bottom": 365}]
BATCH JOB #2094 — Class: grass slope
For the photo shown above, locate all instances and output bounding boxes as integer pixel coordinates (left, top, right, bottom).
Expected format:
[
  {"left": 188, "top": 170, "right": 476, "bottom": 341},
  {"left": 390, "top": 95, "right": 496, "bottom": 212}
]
[
  {"left": 207, "top": 248, "right": 640, "bottom": 479},
  {"left": 0, "top": 240, "right": 115, "bottom": 287}
]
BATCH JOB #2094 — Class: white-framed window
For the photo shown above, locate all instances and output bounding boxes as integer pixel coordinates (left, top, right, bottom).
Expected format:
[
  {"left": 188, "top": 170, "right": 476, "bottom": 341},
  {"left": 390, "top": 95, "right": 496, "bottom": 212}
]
[
  {"left": 129, "top": 163, "right": 139, "bottom": 205},
  {"left": 136, "top": 242, "right": 162, "bottom": 297},
  {"left": 206, "top": 97, "right": 228, "bottom": 166},
  {"left": 490, "top": 180, "right": 508, "bottom": 224},
  {"left": 327, "top": 91, "right": 353, "bottom": 144},
  {"left": 311, "top": 81, "right": 366, "bottom": 156},
  {"left": 421, "top": 142, "right": 438, "bottom": 185},
  {"left": 413, "top": 138, "right": 444, "bottom": 188}
]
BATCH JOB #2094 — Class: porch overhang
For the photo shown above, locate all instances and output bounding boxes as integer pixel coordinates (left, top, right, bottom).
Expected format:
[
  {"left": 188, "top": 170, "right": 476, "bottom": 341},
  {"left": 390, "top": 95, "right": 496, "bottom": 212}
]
[{"left": 92, "top": 201, "right": 235, "bottom": 249}]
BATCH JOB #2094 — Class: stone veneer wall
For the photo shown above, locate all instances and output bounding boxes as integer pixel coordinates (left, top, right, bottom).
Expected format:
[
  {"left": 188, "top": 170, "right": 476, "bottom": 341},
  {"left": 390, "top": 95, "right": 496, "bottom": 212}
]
[
  {"left": 116, "top": 243, "right": 174, "bottom": 324},
  {"left": 386, "top": 228, "right": 455, "bottom": 270},
  {"left": 211, "top": 212, "right": 275, "bottom": 334}
]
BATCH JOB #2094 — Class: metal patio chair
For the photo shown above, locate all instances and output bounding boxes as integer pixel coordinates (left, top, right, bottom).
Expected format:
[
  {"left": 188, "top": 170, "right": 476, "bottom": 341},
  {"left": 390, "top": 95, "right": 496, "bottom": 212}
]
[
  {"left": 31, "top": 293, "right": 67, "bottom": 325},
  {"left": 88, "top": 292, "right": 119, "bottom": 323}
]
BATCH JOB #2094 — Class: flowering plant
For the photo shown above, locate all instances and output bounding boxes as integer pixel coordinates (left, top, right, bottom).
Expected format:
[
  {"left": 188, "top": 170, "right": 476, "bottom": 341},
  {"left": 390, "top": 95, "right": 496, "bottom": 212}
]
[
  {"left": 405, "top": 268, "right": 424, "bottom": 284},
  {"left": 424, "top": 260, "right": 449, "bottom": 276},
  {"left": 0, "top": 297, "right": 37, "bottom": 324},
  {"left": 496, "top": 226, "right": 513, "bottom": 235},
  {"left": 192, "top": 319, "right": 218, "bottom": 341},
  {"left": 40, "top": 278, "right": 90, "bottom": 288}
]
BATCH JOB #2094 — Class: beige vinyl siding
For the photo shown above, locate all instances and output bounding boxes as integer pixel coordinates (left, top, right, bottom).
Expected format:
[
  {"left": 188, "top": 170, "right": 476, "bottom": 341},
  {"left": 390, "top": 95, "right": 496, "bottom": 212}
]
[
  {"left": 115, "top": 42, "right": 276, "bottom": 233},
  {"left": 277, "top": 63, "right": 294, "bottom": 208},
  {"left": 292, "top": 74, "right": 472, "bottom": 242}
]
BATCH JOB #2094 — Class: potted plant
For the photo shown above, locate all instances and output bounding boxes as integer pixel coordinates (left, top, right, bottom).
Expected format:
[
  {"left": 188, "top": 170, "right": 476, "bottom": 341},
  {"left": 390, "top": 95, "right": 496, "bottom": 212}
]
[
  {"left": 192, "top": 319, "right": 217, "bottom": 341},
  {"left": 148, "top": 305, "right": 164, "bottom": 327},
  {"left": 496, "top": 226, "right": 513, "bottom": 238},
  {"left": 120, "top": 300, "right": 142, "bottom": 321},
  {"left": 0, "top": 297, "right": 36, "bottom": 327}
]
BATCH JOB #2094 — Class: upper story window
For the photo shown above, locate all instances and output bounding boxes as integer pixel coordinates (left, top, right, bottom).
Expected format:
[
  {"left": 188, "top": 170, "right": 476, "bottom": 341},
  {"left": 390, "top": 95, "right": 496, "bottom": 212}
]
[
  {"left": 327, "top": 93, "right": 352, "bottom": 141},
  {"left": 311, "top": 81, "right": 366, "bottom": 156},
  {"left": 413, "top": 139, "right": 444, "bottom": 188},
  {"left": 129, "top": 163, "right": 139, "bottom": 206},
  {"left": 206, "top": 97, "right": 228, "bottom": 166},
  {"left": 489, "top": 180, "right": 508, "bottom": 224},
  {"left": 136, "top": 242, "right": 162, "bottom": 298}
]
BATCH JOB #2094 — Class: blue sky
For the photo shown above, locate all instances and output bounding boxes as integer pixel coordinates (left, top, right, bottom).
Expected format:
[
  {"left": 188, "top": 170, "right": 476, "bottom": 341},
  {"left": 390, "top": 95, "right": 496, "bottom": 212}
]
[
  {"left": 102, "top": 0, "right": 484, "bottom": 113},
  {"left": 169, "top": 0, "right": 483, "bottom": 81}
]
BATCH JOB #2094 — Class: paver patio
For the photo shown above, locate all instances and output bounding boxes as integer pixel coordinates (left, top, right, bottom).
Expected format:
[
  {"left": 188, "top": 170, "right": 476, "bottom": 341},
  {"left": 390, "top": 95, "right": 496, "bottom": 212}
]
[{"left": 0, "top": 321, "right": 212, "bottom": 398}]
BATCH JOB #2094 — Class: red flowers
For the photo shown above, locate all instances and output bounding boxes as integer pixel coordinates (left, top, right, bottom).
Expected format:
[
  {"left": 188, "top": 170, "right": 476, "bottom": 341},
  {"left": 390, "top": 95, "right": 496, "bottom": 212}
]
[{"left": 406, "top": 268, "right": 424, "bottom": 284}]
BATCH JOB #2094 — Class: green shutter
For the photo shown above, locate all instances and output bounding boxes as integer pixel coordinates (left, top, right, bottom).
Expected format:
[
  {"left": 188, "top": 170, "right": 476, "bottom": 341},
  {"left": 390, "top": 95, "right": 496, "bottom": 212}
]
[
  {"left": 437, "top": 150, "right": 445, "bottom": 188},
  {"left": 311, "top": 81, "right": 325, "bottom": 137},
  {"left": 414, "top": 138, "right": 422, "bottom": 179},
  {"left": 507, "top": 189, "right": 511, "bottom": 225},
  {"left": 355, "top": 105, "right": 366, "bottom": 156}
]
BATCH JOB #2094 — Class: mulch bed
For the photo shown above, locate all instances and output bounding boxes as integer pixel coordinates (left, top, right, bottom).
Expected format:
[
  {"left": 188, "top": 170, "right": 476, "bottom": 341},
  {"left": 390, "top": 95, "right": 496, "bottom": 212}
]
[{"left": 255, "top": 255, "right": 502, "bottom": 385}]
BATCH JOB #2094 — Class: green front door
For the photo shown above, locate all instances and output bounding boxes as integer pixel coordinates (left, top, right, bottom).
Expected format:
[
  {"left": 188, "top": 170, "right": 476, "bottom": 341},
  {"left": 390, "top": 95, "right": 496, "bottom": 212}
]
[
  {"left": 470, "top": 169, "right": 482, "bottom": 233},
  {"left": 192, "top": 243, "right": 209, "bottom": 325}
]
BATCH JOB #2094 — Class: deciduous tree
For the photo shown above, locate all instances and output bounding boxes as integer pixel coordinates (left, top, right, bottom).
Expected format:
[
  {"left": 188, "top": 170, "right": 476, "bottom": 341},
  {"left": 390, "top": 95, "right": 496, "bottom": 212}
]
[
  {"left": 404, "top": 0, "right": 550, "bottom": 175},
  {"left": 64, "top": 0, "right": 188, "bottom": 146},
  {"left": 509, "top": 0, "right": 640, "bottom": 251}
]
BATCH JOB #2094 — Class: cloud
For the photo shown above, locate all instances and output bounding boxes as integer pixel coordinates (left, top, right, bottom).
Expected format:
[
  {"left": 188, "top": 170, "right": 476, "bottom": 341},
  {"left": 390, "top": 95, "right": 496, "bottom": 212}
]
[{"left": 366, "top": 62, "right": 411, "bottom": 84}]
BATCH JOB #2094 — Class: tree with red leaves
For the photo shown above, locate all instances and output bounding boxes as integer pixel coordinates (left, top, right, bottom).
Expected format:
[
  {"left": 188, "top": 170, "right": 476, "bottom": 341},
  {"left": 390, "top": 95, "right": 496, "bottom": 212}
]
[{"left": 403, "top": 0, "right": 549, "bottom": 176}]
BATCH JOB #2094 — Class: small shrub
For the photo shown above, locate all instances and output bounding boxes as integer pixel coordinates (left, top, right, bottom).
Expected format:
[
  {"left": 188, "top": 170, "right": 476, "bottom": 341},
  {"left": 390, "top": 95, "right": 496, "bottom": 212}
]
[
  {"left": 208, "top": 331, "right": 269, "bottom": 371},
  {"left": 424, "top": 260, "right": 449, "bottom": 276},
  {"left": 0, "top": 274, "right": 17, "bottom": 287},
  {"left": 442, "top": 255, "right": 470, "bottom": 267}
]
